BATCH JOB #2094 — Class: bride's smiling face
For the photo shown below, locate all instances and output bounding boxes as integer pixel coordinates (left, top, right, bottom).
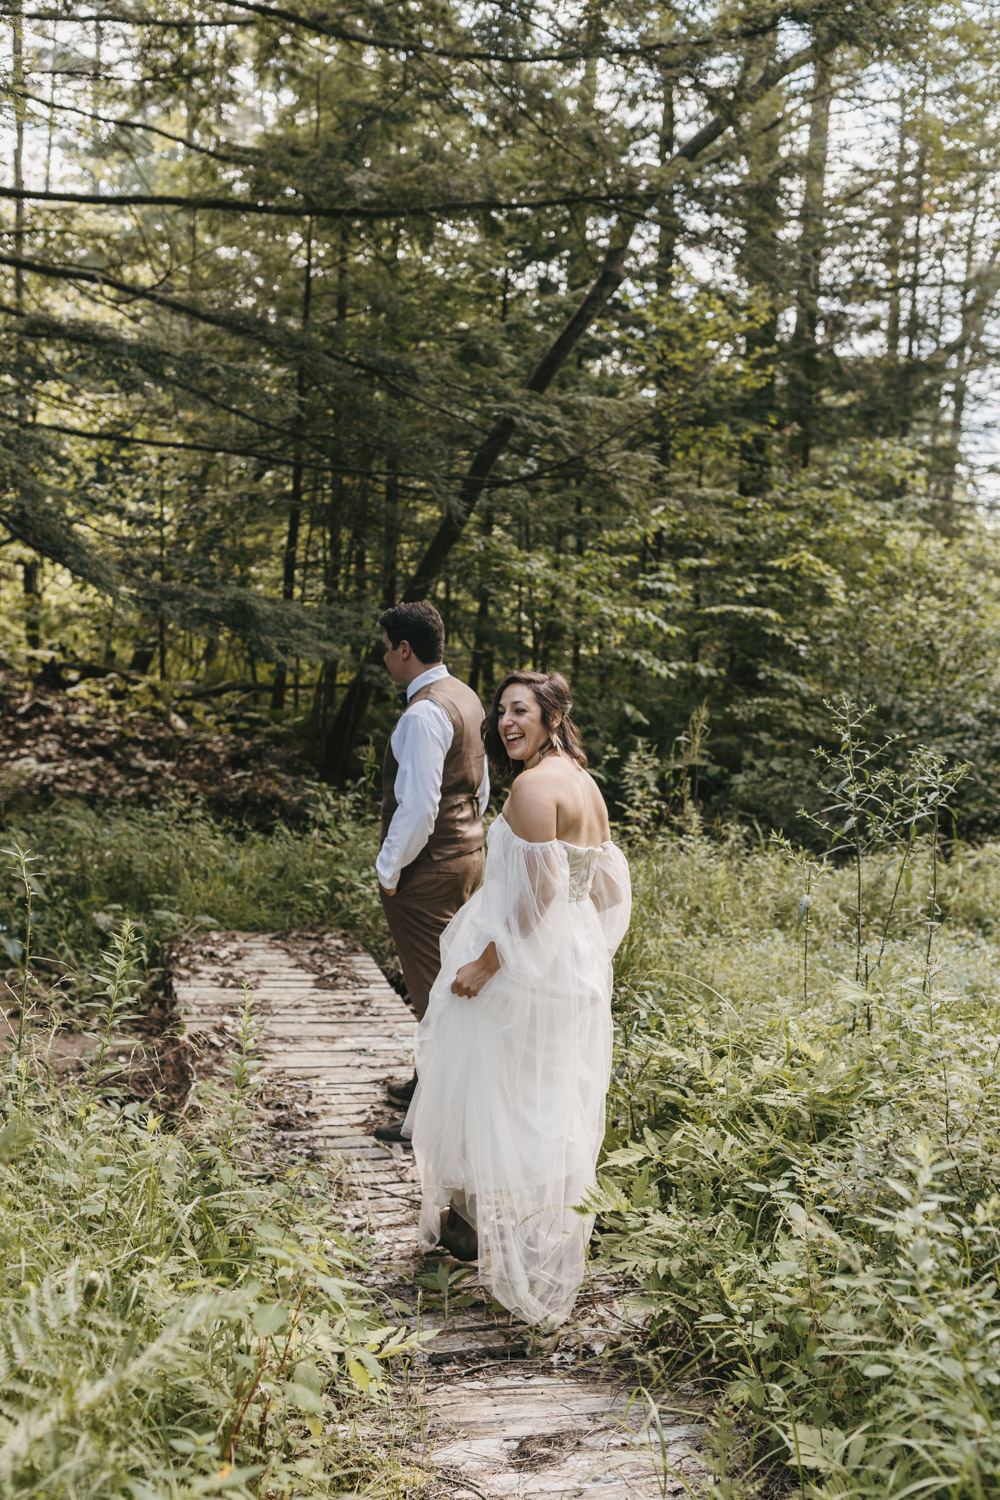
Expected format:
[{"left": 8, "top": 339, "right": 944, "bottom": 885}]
[{"left": 497, "top": 686, "right": 556, "bottom": 766}]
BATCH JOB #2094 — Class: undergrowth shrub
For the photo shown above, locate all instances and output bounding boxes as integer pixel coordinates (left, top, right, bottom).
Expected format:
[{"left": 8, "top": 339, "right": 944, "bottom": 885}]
[
  {"left": 597, "top": 710, "right": 1000, "bottom": 1498},
  {"left": 7, "top": 697, "right": 1000, "bottom": 1497},
  {"left": 0, "top": 853, "right": 422, "bottom": 1499},
  {"left": 0, "top": 788, "right": 384, "bottom": 1004}
]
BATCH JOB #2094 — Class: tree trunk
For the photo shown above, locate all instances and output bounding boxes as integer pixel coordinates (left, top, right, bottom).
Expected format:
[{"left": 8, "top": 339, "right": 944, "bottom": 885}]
[
  {"left": 939, "top": 187, "right": 987, "bottom": 525},
  {"left": 23, "top": 560, "right": 40, "bottom": 651},
  {"left": 788, "top": 51, "right": 832, "bottom": 466},
  {"left": 13, "top": 2, "right": 40, "bottom": 640},
  {"left": 467, "top": 499, "right": 495, "bottom": 697},
  {"left": 469, "top": 265, "right": 510, "bottom": 694},
  {"left": 738, "top": 36, "right": 782, "bottom": 498},
  {"left": 44, "top": 20, "right": 56, "bottom": 193},
  {"left": 571, "top": 489, "right": 584, "bottom": 681},
  {"left": 899, "top": 66, "right": 929, "bottom": 439},
  {"left": 381, "top": 466, "right": 400, "bottom": 605},
  {"left": 309, "top": 217, "right": 350, "bottom": 734},
  {"left": 654, "top": 66, "right": 678, "bottom": 472},
  {"left": 271, "top": 221, "right": 314, "bottom": 711},
  {"left": 886, "top": 109, "right": 906, "bottom": 379},
  {"left": 13, "top": 2, "right": 26, "bottom": 312}
]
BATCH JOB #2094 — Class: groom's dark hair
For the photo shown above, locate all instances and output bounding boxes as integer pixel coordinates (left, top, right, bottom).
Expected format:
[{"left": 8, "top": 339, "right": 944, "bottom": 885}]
[{"left": 379, "top": 601, "right": 445, "bottom": 665}]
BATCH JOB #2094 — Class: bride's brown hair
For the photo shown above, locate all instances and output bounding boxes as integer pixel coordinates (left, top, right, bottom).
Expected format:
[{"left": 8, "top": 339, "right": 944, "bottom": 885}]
[{"left": 482, "top": 670, "right": 587, "bottom": 782}]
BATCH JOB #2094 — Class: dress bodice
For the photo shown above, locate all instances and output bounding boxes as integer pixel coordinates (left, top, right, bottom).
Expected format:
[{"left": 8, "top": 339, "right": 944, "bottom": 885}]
[
  {"left": 489, "top": 815, "right": 606, "bottom": 904},
  {"left": 565, "top": 843, "right": 602, "bottom": 902}
]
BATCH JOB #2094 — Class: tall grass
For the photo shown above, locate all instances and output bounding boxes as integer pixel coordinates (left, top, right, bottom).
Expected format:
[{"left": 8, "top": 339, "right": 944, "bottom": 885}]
[
  {"left": 0, "top": 848, "right": 422, "bottom": 1499},
  {"left": 0, "top": 789, "right": 385, "bottom": 1005},
  {"left": 597, "top": 808, "right": 1000, "bottom": 1496},
  {"left": 8, "top": 718, "right": 1000, "bottom": 1496}
]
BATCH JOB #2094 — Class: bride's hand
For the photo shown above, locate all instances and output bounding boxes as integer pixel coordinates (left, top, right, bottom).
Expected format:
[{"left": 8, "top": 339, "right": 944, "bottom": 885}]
[{"left": 451, "top": 945, "right": 500, "bottom": 998}]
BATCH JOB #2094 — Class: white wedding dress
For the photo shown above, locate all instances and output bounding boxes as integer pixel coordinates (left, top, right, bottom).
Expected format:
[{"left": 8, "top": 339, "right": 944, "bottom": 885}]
[{"left": 404, "top": 813, "right": 631, "bottom": 1328}]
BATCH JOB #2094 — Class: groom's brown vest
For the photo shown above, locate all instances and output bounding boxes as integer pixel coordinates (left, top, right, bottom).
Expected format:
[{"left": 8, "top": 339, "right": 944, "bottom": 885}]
[{"left": 381, "top": 674, "right": 486, "bottom": 863}]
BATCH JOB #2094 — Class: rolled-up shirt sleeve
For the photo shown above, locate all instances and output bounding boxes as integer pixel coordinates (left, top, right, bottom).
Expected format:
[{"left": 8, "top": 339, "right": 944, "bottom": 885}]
[{"left": 376, "top": 702, "right": 453, "bottom": 890}]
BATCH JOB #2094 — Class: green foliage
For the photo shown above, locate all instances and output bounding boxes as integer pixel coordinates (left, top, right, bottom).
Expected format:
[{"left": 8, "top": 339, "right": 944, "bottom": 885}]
[
  {"left": 0, "top": 788, "right": 385, "bottom": 991},
  {"left": 6, "top": 0, "right": 1000, "bottom": 824},
  {"left": 801, "top": 696, "right": 970, "bottom": 986},
  {"left": 596, "top": 720, "right": 1000, "bottom": 1497},
  {"left": 0, "top": 861, "right": 422, "bottom": 1498},
  {"left": 612, "top": 706, "right": 712, "bottom": 839}
]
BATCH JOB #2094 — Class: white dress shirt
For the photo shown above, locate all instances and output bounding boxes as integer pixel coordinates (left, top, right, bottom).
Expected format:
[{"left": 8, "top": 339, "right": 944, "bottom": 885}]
[{"left": 376, "top": 664, "right": 490, "bottom": 891}]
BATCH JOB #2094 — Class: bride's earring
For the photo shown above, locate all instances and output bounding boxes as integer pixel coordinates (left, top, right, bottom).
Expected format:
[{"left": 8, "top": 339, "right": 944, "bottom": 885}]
[{"left": 552, "top": 731, "right": 564, "bottom": 757}]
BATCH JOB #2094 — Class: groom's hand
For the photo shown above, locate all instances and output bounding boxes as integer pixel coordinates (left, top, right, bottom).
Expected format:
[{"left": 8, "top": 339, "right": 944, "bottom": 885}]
[{"left": 381, "top": 885, "right": 397, "bottom": 896}]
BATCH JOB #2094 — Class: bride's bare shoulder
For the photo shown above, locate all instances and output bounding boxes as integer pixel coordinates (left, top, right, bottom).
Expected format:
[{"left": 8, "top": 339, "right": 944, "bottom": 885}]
[{"left": 504, "top": 769, "right": 559, "bottom": 842}]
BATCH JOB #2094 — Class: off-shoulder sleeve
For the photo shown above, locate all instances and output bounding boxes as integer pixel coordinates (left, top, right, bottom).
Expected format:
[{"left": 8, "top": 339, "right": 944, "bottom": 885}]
[
  {"left": 474, "top": 826, "right": 570, "bottom": 983},
  {"left": 589, "top": 842, "right": 631, "bottom": 955}
]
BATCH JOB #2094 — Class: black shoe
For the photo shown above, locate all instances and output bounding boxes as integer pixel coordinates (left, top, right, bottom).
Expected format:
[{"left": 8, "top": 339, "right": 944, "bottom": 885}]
[
  {"left": 386, "top": 1071, "right": 417, "bottom": 1109},
  {"left": 438, "top": 1204, "right": 478, "bottom": 1262},
  {"left": 373, "top": 1118, "right": 412, "bottom": 1147}
]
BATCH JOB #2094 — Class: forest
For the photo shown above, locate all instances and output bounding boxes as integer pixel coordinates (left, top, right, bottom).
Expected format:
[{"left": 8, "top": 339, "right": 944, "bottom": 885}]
[
  {"left": 3, "top": 0, "right": 1000, "bottom": 814},
  {"left": 4, "top": 0, "right": 1000, "bottom": 1496}
]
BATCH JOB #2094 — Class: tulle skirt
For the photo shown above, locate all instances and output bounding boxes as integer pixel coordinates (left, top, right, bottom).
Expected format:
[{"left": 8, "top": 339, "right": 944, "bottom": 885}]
[{"left": 404, "top": 823, "right": 626, "bottom": 1327}]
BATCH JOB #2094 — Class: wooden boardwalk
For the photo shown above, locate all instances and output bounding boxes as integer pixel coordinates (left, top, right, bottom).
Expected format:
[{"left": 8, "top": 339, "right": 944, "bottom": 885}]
[{"left": 172, "top": 929, "right": 704, "bottom": 1498}]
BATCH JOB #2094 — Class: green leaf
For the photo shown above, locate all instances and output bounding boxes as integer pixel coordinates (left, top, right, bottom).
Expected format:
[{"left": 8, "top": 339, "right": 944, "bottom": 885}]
[
  {"left": 783, "top": 1424, "right": 846, "bottom": 1471},
  {"left": 1, "top": 934, "right": 24, "bottom": 963},
  {"left": 251, "top": 1302, "right": 288, "bottom": 1336},
  {"left": 0, "top": 1117, "right": 34, "bottom": 1163},
  {"left": 293, "top": 1362, "right": 324, "bottom": 1393},
  {"left": 285, "top": 1381, "right": 324, "bottom": 1415},
  {"left": 603, "top": 1145, "right": 652, "bottom": 1167}
]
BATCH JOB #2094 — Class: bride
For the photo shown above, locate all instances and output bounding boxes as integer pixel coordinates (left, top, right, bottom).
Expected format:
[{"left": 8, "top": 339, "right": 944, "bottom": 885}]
[{"left": 403, "top": 670, "right": 631, "bottom": 1328}]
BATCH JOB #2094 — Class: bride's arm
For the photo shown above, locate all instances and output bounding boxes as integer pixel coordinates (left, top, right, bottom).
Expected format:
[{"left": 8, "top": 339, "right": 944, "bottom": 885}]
[
  {"left": 590, "top": 843, "right": 632, "bottom": 953},
  {"left": 451, "top": 776, "right": 559, "bottom": 997}
]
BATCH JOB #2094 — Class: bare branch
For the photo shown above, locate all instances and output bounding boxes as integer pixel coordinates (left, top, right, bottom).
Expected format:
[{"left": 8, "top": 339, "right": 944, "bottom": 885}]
[
  {"left": 7, "top": 0, "right": 830, "bottom": 65},
  {"left": 14, "top": 89, "right": 254, "bottom": 165},
  {"left": 0, "top": 184, "right": 649, "bottom": 221}
]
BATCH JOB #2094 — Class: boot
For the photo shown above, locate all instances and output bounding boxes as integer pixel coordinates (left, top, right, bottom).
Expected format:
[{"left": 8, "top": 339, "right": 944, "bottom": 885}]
[
  {"left": 386, "top": 1071, "right": 417, "bottom": 1109},
  {"left": 438, "top": 1204, "right": 478, "bottom": 1262}
]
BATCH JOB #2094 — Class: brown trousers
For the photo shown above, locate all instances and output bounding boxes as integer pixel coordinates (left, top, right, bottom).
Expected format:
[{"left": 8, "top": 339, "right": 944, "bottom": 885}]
[{"left": 380, "top": 848, "right": 484, "bottom": 1020}]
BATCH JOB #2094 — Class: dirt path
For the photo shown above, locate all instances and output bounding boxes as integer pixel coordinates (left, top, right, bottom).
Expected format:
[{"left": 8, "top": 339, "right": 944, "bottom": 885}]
[{"left": 172, "top": 930, "right": 704, "bottom": 1498}]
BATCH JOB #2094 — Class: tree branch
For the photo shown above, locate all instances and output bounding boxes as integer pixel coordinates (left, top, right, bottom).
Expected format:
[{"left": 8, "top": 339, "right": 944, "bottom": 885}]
[
  {"left": 1, "top": 414, "right": 424, "bottom": 479},
  {"left": 0, "top": 184, "right": 650, "bottom": 221},
  {"left": 10, "top": 6, "right": 253, "bottom": 24},
  {"left": 0, "top": 415, "right": 324, "bottom": 467},
  {"left": 14, "top": 89, "right": 254, "bottom": 165},
  {"left": 0, "top": 256, "right": 493, "bottom": 435},
  {"left": 8, "top": 2, "right": 819, "bottom": 63}
]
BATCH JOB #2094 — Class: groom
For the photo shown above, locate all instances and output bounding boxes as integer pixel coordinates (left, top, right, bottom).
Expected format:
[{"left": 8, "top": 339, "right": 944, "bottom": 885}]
[{"left": 373, "top": 600, "right": 488, "bottom": 1143}]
